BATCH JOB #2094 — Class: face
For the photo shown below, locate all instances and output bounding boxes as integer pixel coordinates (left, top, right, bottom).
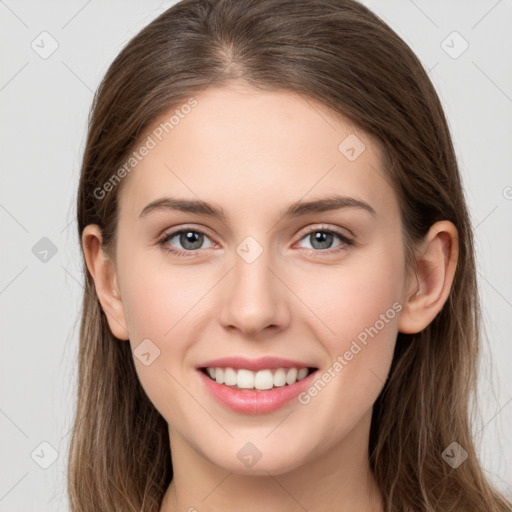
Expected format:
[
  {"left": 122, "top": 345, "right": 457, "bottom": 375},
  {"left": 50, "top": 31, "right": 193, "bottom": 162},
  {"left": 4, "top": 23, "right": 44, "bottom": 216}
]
[{"left": 110, "top": 83, "right": 410, "bottom": 475}]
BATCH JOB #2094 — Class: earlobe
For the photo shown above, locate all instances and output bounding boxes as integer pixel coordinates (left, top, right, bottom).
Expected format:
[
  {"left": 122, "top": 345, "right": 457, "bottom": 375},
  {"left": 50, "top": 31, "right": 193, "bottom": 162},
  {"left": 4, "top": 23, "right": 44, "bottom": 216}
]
[
  {"left": 398, "top": 221, "right": 459, "bottom": 334},
  {"left": 81, "top": 224, "right": 130, "bottom": 340}
]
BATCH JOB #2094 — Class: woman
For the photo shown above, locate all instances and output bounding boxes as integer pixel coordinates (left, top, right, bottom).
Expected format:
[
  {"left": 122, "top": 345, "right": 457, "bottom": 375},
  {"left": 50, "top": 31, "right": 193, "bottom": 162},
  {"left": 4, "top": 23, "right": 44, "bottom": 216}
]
[{"left": 69, "top": 0, "right": 512, "bottom": 510}]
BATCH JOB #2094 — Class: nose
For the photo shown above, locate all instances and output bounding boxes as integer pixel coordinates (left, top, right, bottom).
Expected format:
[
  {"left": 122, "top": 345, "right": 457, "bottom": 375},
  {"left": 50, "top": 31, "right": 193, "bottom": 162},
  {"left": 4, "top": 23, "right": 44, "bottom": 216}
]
[{"left": 219, "top": 247, "right": 291, "bottom": 336}]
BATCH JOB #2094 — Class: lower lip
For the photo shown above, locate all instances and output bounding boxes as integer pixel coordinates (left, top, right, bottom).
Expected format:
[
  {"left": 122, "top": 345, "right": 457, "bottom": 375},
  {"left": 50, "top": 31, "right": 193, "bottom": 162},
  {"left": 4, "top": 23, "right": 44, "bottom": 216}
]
[{"left": 197, "top": 369, "right": 318, "bottom": 415}]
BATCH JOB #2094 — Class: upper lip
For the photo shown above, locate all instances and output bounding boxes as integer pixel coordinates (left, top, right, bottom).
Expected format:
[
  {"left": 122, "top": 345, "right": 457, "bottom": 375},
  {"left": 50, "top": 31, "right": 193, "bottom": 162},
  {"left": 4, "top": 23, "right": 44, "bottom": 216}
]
[{"left": 198, "top": 356, "right": 317, "bottom": 372}]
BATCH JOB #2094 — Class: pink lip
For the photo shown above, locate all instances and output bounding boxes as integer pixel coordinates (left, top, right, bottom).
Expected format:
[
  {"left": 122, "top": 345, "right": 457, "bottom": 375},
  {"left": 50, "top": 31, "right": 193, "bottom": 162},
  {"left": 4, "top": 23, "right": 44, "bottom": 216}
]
[
  {"left": 197, "top": 367, "right": 318, "bottom": 415},
  {"left": 197, "top": 356, "right": 315, "bottom": 372}
]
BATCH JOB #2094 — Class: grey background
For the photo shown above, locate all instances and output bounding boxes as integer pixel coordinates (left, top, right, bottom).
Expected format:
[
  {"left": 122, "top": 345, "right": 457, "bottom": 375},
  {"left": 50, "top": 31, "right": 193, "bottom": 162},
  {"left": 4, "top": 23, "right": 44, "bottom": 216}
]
[{"left": 0, "top": 0, "right": 511, "bottom": 510}]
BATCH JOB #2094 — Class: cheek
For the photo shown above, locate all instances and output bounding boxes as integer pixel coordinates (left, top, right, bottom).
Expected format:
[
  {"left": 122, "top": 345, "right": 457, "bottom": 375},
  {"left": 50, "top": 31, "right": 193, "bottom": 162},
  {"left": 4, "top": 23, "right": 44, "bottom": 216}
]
[
  {"left": 119, "top": 249, "right": 207, "bottom": 342},
  {"left": 117, "top": 257, "right": 211, "bottom": 417},
  {"left": 303, "top": 243, "right": 404, "bottom": 342},
  {"left": 295, "top": 244, "right": 403, "bottom": 411}
]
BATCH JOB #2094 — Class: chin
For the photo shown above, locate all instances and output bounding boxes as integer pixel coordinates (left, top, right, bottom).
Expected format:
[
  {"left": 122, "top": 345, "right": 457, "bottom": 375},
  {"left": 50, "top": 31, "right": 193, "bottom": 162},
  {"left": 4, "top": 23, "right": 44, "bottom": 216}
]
[{"left": 203, "top": 441, "right": 312, "bottom": 476}]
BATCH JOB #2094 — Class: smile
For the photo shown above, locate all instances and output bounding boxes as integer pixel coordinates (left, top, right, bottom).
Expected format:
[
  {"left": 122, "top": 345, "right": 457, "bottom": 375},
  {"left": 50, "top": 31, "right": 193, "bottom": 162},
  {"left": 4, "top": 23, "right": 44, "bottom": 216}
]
[
  {"left": 197, "top": 366, "right": 319, "bottom": 415},
  {"left": 201, "top": 366, "right": 316, "bottom": 391}
]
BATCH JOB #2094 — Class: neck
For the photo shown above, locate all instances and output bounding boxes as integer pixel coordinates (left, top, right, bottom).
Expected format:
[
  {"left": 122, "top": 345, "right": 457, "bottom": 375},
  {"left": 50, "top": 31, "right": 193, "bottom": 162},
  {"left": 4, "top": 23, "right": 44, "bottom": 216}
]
[{"left": 160, "top": 409, "right": 384, "bottom": 512}]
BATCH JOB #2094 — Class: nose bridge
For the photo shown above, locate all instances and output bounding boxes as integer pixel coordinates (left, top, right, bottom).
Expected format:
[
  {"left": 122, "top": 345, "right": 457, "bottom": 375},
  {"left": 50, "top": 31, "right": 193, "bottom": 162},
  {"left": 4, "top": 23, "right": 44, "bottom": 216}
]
[{"left": 219, "top": 235, "right": 288, "bottom": 334}]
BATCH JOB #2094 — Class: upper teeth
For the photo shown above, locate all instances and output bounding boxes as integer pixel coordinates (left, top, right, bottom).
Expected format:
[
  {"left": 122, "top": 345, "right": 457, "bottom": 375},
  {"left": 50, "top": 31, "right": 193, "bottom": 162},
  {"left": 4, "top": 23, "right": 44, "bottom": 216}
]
[{"left": 206, "top": 367, "right": 310, "bottom": 390}]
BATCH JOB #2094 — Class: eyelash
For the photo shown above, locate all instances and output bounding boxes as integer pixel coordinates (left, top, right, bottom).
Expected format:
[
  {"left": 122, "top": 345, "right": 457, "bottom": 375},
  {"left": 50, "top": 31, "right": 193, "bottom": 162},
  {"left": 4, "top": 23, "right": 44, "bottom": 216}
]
[{"left": 157, "top": 225, "right": 354, "bottom": 258}]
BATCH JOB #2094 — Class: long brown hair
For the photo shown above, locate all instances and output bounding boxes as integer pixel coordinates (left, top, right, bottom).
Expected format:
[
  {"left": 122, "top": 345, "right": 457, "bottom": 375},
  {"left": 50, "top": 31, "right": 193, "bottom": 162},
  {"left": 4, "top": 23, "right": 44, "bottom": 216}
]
[{"left": 69, "top": 0, "right": 512, "bottom": 510}]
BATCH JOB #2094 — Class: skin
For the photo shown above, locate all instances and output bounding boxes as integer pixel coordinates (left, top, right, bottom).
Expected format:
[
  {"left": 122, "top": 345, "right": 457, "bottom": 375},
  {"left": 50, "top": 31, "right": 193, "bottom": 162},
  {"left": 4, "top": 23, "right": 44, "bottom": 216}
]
[{"left": 82, "top": 82, "right": 458, "bottom": 512}]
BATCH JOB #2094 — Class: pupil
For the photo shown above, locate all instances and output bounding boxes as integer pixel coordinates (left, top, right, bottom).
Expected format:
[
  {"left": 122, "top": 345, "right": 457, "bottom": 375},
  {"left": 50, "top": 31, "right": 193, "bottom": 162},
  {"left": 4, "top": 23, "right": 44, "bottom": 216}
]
[
  {"left": 312, "top": 231, "right": 332, "bottom": 250},
  {"left": 181, "top": 231, "right": 203, "bottom": 250}
]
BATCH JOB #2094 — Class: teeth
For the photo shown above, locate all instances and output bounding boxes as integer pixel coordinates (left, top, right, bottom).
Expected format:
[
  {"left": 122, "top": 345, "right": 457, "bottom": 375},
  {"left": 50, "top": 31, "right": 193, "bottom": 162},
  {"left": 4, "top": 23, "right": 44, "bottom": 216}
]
[
  {"left": 224, "top": 367, "right": 237, "bottom": 386},
  {"left": 273, "top": 368, "right": 287, "bottom": 387},
  {"left": 286, "top": 368, "right": 298, "bottom": 385},
  {"left": 215, "top": 367, "right": 224, "bottom": 384},
  {"left": 205, "top": 366, "right": 312, "bottom": 390},
  {"left": 298, "top": 367, "right": 308, "bottom": 380},
  {"left": 237, "top": 369, "right": 255, "bottom": 389}
]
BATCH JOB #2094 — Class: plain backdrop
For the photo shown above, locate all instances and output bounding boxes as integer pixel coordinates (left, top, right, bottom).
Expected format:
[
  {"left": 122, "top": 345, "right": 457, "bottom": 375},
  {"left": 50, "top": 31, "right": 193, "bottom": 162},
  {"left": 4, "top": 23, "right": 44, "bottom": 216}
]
[{"left": 0, "top": 1, "right": 511, "bottom": 510}]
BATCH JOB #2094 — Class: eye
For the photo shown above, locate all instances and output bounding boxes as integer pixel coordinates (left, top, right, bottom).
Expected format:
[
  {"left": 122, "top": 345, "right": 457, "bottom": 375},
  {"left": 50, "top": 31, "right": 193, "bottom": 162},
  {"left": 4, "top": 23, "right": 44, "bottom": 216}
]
[
  {"left": 158, "top": 228, "right": 215, "bottom": 257},
  {"left": 158, "top": 225, "right": 354, "bottom": 258},
  {"left": 295, "top": 226, "right": 353, "bottom": 254}
]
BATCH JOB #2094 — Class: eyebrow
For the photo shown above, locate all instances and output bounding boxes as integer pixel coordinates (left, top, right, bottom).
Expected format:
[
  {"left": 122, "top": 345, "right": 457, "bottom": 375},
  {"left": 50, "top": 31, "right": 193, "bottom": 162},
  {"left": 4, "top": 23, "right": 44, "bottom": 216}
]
[{"left": 138, "top": 194, "right": 377, "bottom": 220}]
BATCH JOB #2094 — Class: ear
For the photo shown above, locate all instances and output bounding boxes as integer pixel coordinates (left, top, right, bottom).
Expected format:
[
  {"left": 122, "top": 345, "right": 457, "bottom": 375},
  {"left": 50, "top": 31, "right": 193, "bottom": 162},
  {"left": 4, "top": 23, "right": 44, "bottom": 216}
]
[
  {"left": 398, "top": 220, "right": 459, "bottom": 334},
  {"left": 81, "top": 224, "right": 130, "bottom": 340}
]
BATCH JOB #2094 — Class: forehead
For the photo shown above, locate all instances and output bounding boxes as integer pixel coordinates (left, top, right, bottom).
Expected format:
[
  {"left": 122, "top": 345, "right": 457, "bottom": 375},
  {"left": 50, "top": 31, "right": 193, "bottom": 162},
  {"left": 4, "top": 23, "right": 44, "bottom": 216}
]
[{"left": 117, "top": 84, "right": 395, "bottom": 223}]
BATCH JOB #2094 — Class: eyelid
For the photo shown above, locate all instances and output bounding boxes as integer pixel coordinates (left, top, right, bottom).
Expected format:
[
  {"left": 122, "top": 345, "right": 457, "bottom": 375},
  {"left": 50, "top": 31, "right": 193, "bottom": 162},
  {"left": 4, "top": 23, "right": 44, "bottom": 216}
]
[
  {"left": 295, "top": 223, "right": 353, "bottom": 240},
  {"left": 157, "top": 224, "right": 216, "bottom": 242}
]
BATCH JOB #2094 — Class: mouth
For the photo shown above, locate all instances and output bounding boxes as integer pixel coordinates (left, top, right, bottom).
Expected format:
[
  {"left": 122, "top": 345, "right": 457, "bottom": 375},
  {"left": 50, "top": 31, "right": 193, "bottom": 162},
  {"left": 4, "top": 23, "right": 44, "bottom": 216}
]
[
  {"left": 197, "top": 363, "right": 320, "bottom": 414},
  {"left": 199, "top": 366, "right": 319, "bottom": 392},
  {"left": 195, "top": 356, "right": 320, "bottom": 413}
]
